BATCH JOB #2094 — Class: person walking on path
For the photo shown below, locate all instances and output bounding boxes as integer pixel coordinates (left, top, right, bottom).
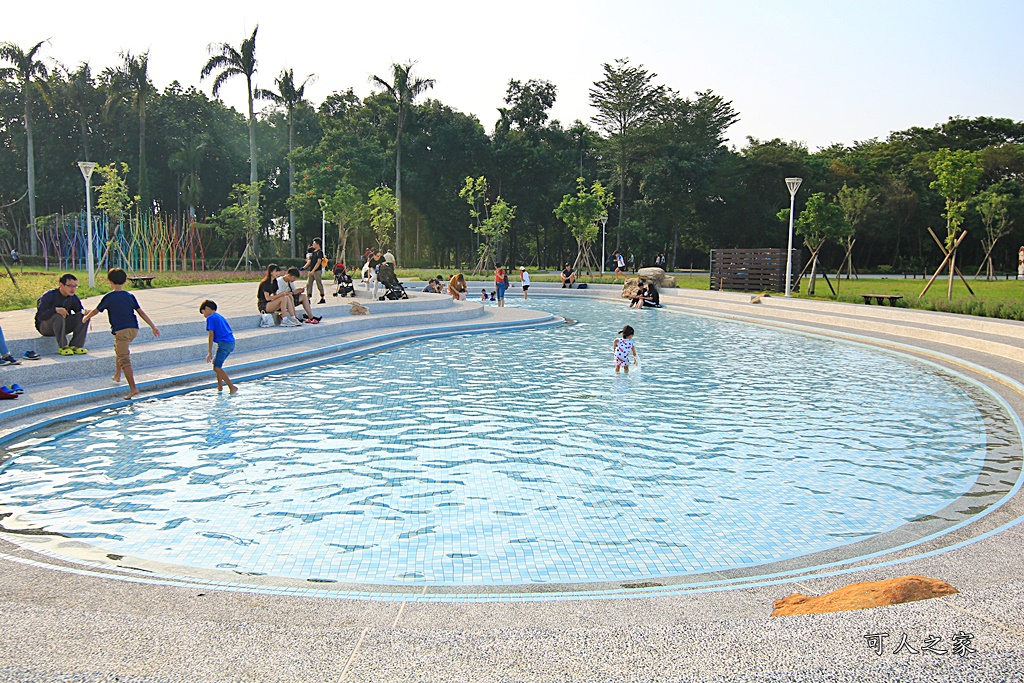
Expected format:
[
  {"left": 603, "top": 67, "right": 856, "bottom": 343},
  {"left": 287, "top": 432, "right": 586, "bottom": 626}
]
[
  {"left": 201, "top": 300, "right": 237, "bottom": 394},
  {"left": 614, "top": 325, "right": 638, "bottom": 374},
  {"left": 519, "top": 266, "right": 531, "bottom": 300},
  {"left": 35, "top": 274, "right": 92, "bottom": 355},
  {"left": 82, "top": 268, "right": 161, "bottom": 400},
  {"left": 494, "top": 265, "right": 509, "bottom": 307},
  {"left": 304, "top": 238, "right": 327, "bottom": 304}
]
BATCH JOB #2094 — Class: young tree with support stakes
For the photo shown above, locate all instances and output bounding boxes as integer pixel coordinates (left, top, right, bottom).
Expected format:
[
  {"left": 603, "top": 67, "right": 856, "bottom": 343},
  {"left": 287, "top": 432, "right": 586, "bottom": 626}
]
[
  {"left": 258, "top": 68, "right": 316, "bottom": 259},
  {"left": 369, "top": 61, "right": 435, "bottom": 265},
  {"left": 460, "top": 176, "right": 516, "bottom": 273},
  {"left": 922, "top": 148, "right": 983, "bottom": 299},
  {"left": 368, "top": 187, "right": 397, "bottom": 251},
  {"left": 316, "top": 183, "right": 364, "bottom": 269},
  {"left": 0, "top": 40, "right": 49, "bottom": 255},
  {"left": 974, "top": 190, "right": 1013, "bottom": 279},
  {"left": 95, "top": 163, "right": 135, "bottom": 269},
  {"left": 210, "top": 182, "right": 264, "bottom": 271},
  {"left": 835, "top": 183, "right": 873, "bottom": 287},
  {"left": 778, "top": 192, "right": 850, "bottom": 296},
  {"left": 554, "top": 178, "right": 614, "bottom": 277}
]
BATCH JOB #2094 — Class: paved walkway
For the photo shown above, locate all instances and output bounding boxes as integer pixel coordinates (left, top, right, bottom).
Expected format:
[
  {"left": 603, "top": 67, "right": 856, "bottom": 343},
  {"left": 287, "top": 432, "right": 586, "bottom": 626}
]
[{"left": 0, "top": 282, "right": 1023, "bottom": 681}]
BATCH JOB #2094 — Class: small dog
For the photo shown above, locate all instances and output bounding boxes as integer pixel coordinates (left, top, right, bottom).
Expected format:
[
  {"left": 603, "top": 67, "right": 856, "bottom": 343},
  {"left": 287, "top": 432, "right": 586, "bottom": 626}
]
[{"left": 349, "top": 302, "right": 370, "bottom": 315}]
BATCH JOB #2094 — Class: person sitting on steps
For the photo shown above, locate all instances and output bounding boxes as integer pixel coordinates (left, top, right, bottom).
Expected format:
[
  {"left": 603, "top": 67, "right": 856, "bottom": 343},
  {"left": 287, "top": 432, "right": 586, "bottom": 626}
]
[{"left": 560, "top": 264, "right": 576, "bottom": 288}]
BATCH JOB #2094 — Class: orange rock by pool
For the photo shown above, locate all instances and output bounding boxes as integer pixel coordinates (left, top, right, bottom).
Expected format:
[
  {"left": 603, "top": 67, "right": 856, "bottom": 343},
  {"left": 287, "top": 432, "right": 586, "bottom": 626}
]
[{"left": 771, "top": 576, "right": 958, "bottom": 617}]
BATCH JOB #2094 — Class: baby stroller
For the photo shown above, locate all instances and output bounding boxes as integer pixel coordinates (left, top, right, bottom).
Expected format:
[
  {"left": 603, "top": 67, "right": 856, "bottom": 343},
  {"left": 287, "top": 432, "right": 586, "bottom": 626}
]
[
  {"left": 332, "top": 263, "right": 356, "bottom": 297},
  {"left": 376, "top": 262, "right": 409, "bottom": 300}
]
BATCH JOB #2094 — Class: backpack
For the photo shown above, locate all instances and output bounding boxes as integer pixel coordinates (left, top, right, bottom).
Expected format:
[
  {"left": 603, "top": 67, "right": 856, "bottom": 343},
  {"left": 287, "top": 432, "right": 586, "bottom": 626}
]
[{"left": 320, "top": 256, "right": 329, "bottom": 269}]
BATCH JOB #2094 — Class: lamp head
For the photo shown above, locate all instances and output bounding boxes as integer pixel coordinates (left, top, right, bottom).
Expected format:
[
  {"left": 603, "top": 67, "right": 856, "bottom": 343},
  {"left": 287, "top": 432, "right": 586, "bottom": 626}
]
[
  {"left": 785, "top": 177, "right": 803, "bottom": 197},
  {"left": 78, "top": 161, "right": 97, "bottom": 180}
]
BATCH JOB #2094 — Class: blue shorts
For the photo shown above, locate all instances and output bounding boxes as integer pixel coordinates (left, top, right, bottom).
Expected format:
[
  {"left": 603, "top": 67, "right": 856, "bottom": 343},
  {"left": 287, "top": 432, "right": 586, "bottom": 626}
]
[
  {"left": 213, "top": 341, "right": 235, "bottom": 369},
  {"left": 496, "top": 282, "right": 508, "bottom": 300}
]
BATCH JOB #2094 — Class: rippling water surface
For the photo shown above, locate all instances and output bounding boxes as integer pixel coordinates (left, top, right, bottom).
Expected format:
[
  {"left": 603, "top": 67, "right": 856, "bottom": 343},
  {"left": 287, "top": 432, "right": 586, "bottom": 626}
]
[{"left": 0, "top": 297, "right": 987, "bottom": 585}]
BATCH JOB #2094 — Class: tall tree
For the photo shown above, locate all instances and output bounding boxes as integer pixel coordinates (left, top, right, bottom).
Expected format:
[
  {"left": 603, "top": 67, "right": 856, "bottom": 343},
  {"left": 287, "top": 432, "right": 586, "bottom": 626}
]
[
  {"left": 257, "top": 68, "right": 315, "bottom": 258},
  {"left": 589, "top": 58, "right": 664, "bottom": 250},
  {"left": 0, "top": 39, "right": 49, "bottom": 254},
  {"left": 370, "top": 61, "right": 435, "bottom": 264},
  {"left": 201, "top": 27, "right": 260, "bottom": 186},
  {"left": 104, "top": 51, "right": 155, "bottom": 209},
  {"left": 202, "top": 26, "right": 261, "bottom": 256},
  {"left": 60, "top": 62, "right": 94, "bottom": 161}
]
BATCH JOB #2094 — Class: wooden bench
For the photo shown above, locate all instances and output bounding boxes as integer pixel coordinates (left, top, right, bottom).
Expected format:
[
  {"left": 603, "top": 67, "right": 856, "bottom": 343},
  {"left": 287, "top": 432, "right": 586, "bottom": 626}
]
[
  {"left": 862, "top": 294, "right": 903, "bottom": 306},
  {"left": 128, "top": 275, "right": 156, "bottom": 288}
]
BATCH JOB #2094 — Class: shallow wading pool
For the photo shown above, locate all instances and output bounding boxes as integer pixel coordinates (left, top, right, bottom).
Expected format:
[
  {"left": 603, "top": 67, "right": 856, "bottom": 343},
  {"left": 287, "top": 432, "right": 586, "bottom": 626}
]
[{"left": 0, "top": 297, "right": 1019, "bottom": 600}]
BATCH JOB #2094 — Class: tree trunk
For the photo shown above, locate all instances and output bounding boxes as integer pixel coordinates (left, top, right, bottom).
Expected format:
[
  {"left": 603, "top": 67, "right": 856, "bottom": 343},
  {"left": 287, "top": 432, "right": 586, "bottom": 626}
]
[
  {"left": 617, "top": 139, "right": 625, "bottom": 252},
  {"left": 25, "top": 96, "right": 37, "bottom": 256},
  {"left": 288, "top": 108, "right": 296, "bottom": 259},
  {"left": 138, "top": 95, "right": 148, "bottom": 211},
  {"left": 246, "top": 80, "right": 259, "bottom": 258},
  {"left": 395, "top": 108, "right": 403, "bottom": 261}
]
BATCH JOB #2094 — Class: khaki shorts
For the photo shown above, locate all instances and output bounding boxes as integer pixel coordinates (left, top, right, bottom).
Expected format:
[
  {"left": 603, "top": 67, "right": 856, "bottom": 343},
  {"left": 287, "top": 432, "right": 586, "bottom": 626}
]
[{"left": 114, "top": 327, "right": 139, "bottom": 369}]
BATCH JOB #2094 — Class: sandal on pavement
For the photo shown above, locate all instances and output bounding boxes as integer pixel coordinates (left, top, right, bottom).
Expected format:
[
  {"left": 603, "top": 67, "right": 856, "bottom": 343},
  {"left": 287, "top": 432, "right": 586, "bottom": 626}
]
[
  {"left": 71, "top": 346, "right": 89, "bottom": 354},
  {"left": 58, "top": 347, "right": 75, "bottom": 356},
  {"left": 9, "top": 384, "right": 25, "bottom": 394}
]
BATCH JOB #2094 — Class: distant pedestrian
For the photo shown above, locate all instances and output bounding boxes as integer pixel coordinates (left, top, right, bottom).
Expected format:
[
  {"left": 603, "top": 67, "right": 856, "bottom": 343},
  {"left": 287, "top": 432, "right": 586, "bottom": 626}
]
[
  {"left": 10, "top": 249, "right": 20, "bottom": 265},
  {"left": 519, "top": 266, "right": 531, "bottom": 299},
  {"left": 200, "top": 300, "right": 237, "bottom": 394},
  {"left": 304, "top": 238, "right": 327, "bottom": 304},
  {"left": 82, "top": 268, "right": 161, "bottom": 400}
]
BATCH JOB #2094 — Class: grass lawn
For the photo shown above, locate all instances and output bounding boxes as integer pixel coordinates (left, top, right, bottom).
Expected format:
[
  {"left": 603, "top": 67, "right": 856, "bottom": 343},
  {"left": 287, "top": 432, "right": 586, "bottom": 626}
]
[
  {"left": 0, "top": 268, "right": 260, "bottom": 312},
  {"left": 5, "top": 266, "right": 1023, "bottom": 321}
]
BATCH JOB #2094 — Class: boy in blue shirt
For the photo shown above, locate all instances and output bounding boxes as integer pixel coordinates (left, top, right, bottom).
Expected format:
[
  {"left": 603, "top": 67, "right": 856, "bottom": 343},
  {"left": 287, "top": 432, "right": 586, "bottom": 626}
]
[
  {"left": 200, "top": 300, "right": 237, "bottom": 394},
  {"left": 82, "top": 268, "right": 161, "bottom": 400}
]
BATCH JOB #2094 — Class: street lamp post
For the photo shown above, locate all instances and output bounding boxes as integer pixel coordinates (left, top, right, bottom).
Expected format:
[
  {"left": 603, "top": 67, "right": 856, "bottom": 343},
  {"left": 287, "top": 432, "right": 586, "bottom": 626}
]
[
  {"left": 77, "top": 162, "right": 97, "bottom": 287},
  {"left": 318, "top": 198, "right": 327, "bottom": 257},
  {"left": 600, "top": 214, "right": 609, "bottom": 276},
  {"left": 784, "top": 177, "right": 803, "bottom": 297}
]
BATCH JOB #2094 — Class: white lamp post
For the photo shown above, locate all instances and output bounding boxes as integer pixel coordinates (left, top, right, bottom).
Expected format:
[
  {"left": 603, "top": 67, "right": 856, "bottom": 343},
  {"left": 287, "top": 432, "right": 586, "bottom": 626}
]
[
  {"left": 600, "top": 214, "right": 609, "bottom": 276},
  {"left": 784, "top": 177, "right": 802, "bottom": 297},
  {"left": 78, "top": 162, "right": 97, "bottom": 287},
  {"left": 318, "top": 198, "right": 327, "bottom": 258}
]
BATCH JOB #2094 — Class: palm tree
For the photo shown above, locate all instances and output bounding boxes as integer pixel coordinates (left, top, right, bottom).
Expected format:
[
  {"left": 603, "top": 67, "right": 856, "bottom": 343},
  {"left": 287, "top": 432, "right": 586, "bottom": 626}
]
[
  {"left": 202, "top": 26, "right": 260, "bottom": 187},
  {"left": 104, "top": 51, "right": 155, "bottom": 210},
  {"left": 202, "top": 26, "right": 260, "bottom": 257},
  {"left": 59, "top": 62, "right": 94, "bottom": 162},
  {"left": 370, "top": 61, "right": 434, "bottom": 263},
  {"left": 257, "top": 68, "right": 315, "bottom": 258},
  {"left": 0, "top": 40, "right": 49, "bottom": 255}
]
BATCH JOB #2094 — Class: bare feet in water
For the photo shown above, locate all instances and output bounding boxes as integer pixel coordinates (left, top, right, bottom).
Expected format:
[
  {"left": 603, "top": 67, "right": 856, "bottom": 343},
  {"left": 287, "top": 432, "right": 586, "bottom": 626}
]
[
  {"left": 124, "top": 389, "right": 140, "bottom": 400},
  {"left": 229, "top": 386, "right": 238, "bottom": 395}
]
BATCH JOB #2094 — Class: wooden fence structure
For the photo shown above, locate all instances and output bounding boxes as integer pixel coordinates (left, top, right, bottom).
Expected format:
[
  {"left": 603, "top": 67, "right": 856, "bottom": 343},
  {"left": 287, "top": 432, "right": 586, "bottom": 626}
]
[{"left": 710, "top": 248, "right": 802, "bottom": 293}]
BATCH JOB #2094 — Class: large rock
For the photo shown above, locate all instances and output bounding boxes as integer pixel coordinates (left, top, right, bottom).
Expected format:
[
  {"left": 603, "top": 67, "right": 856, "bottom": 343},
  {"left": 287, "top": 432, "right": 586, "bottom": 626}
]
[
  {"left": 771, "top": 576, "right": 958, "bottom": 617},
  {"left": 637, "top": 267, "right": 665, "bottom": 283}
]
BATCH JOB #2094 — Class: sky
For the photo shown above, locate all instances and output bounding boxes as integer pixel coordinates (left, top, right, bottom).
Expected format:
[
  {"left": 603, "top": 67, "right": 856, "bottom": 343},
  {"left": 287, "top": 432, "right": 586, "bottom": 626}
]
[{"left": 5, "top": 0, "right": 1024, "bottom": 150}]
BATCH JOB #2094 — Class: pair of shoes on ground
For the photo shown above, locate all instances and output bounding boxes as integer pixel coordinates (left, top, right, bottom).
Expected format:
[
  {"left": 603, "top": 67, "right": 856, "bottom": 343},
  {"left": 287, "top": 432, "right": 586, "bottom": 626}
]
[
  {"left": 1, "top": 384, "right": 24, "bottom": 395},
  {"left": 57, "top": 346, "right": 88, "bottom": 356},
  {"left": 22, "top": 350, "right": 40, "bottom": 361},
  {"left": 282, "top": 316, "right": 303, "bottom": 327},
  {"left": 0, "top": 354, "right": 20, "bottom": 366}
]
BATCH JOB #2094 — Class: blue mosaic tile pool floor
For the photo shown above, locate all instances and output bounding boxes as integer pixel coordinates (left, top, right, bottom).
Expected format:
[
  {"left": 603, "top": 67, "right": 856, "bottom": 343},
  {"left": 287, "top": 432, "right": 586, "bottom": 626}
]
[{"left": 0, "top": 299, "right": 991, "bottom": 589}]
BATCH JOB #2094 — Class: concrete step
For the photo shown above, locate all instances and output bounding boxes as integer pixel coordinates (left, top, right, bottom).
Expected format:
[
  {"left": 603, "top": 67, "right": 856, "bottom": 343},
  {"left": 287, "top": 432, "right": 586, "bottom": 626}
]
[{"left": 0, "top": 294, "right": 481, "bottom": 387}]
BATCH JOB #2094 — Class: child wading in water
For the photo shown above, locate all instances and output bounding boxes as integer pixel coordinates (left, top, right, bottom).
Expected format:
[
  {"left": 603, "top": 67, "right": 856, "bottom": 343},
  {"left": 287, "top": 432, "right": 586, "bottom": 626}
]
[
  {"left": 614, "top": 325, "right": 638, "bottom": 373},
  {"left": 82, "top": 268, "right": 161, "bottom": 400},
  {"left": 201, "top": 300, "right": 238, "bottom": 394}
]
